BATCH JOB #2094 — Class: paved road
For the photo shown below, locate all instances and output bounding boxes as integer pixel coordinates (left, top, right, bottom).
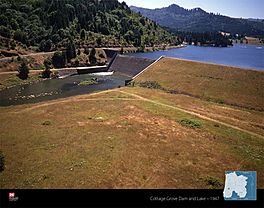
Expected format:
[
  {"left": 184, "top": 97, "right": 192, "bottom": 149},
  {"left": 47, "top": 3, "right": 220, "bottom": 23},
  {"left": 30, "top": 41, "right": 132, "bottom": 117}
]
[{"left": 54, "top": 65, "right": 107, "bottom": 71}]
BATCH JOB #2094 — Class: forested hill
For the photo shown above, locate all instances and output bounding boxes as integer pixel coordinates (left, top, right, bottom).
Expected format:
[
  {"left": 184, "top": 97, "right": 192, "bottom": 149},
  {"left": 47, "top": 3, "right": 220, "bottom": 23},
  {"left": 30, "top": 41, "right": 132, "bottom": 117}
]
[
  {"left": 131, "top": 4, "right": 264, "bottom": 38},
  {"left": 0, "top": 0, "right": 179, "bottom": 52}
]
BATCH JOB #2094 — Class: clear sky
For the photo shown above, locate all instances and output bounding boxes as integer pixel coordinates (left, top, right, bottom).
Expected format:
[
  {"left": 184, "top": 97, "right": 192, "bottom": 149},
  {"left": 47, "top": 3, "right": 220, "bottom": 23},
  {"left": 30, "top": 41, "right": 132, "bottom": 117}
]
[{"left": 119, "top": 0, "right": 264, "bottom": 19}]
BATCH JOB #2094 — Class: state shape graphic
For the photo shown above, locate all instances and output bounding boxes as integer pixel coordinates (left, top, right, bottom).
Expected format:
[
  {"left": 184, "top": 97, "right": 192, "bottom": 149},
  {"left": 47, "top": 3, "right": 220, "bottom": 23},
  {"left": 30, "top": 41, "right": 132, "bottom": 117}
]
[{"left": 223, "top": 172, "right": 248, "bottom": 199}]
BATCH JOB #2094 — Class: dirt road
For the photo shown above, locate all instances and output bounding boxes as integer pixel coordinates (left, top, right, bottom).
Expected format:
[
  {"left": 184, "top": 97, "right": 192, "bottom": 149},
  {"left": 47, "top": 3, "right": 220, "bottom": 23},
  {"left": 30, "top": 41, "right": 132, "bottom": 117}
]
[
  {"left": 119, "top": 90, "right": 264, "bottom": 139},
  {"left": 0, "top": 52, "right": 55, "bottom": 61},
  {"left": 11, "top": 88, "right": 264, "bottom": 139}
]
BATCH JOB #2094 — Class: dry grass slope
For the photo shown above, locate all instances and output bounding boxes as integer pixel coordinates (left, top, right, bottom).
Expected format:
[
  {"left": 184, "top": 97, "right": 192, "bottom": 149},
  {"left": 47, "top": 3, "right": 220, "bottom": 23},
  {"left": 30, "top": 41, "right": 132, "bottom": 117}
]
[
  {"left": 0, "top": 88, "right": 263, "bottom": 188},
  {"left": 135, "top": 57, "right": 264, "bottom": 111}
]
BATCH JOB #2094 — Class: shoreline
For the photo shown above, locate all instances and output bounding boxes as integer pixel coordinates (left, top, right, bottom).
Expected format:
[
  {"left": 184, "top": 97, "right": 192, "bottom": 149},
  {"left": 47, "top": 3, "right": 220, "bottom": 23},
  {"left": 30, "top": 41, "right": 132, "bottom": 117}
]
[
  {"left": 166, "top": 56, "right": 264, "bottom": 72},
  {"left": 102, "top": 44, "right": 186, "bottom": 54}
]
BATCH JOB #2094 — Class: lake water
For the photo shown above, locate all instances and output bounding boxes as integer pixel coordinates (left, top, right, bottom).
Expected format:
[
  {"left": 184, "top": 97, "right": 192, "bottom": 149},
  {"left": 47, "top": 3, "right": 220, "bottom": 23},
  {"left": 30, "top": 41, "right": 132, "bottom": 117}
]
[{"left": 128, "top": 44, "right": 264, "bottom": 70}]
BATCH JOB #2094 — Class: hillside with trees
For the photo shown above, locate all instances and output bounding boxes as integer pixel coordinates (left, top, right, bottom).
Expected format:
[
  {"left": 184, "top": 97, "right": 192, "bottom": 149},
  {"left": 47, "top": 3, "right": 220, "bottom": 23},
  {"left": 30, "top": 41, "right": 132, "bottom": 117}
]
[
  {"left": 131, "top": 4, "right": 264, "bottom": 38},
  {"left": 0, "top": 0, "right": 180, "bottom": 53},
  {"left": 169, "top": 30, "right": 233, "bottom": 47}
]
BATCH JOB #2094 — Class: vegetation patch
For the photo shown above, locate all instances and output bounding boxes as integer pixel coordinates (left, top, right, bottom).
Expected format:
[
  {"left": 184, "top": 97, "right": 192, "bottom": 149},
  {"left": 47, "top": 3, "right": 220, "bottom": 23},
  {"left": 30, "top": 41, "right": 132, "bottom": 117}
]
[
  {"left": 180, "top": 119, "right": 202, "bottom": 128},
  {"left": 79, "top": 79, "right": 98, "bottom": 86},
  {"left": 42, "top": 120, "right": 52, "bottom": 126},
  {"left": 137, "top": 81, "right": 163, "bottom": 90},
  {"left": 204, "top": 176, "right": 224, "bottom": 189},
  {"left": 0, "top": 74, "right": 42, "bottom": 91}
]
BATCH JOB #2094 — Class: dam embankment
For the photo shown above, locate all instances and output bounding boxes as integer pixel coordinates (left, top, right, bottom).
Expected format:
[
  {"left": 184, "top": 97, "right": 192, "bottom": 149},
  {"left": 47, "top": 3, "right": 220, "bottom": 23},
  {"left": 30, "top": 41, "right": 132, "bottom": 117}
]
[{"left": 108, "top": 54, "right": 155, "bottom": 77}]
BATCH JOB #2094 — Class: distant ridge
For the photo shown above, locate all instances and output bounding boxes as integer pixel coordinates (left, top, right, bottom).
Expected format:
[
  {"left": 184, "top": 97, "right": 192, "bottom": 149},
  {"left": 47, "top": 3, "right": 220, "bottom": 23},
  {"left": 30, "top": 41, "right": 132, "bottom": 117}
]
[{"left": 130, "top": 4, "right": 264, "bottom": 37}]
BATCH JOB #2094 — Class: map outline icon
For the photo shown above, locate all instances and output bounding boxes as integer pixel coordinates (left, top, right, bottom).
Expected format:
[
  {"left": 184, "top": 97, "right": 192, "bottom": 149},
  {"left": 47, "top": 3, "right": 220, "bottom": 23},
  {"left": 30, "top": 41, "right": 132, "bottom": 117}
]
[{"left": 223, "top": 171, "right": 257, "bottom": 201}]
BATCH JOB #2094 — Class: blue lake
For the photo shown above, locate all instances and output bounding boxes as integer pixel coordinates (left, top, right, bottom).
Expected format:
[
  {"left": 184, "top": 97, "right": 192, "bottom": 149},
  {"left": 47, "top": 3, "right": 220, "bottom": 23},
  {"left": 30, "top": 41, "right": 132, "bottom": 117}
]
[{"left": 128, "top": 44, "right": 264, "bottom": 70}]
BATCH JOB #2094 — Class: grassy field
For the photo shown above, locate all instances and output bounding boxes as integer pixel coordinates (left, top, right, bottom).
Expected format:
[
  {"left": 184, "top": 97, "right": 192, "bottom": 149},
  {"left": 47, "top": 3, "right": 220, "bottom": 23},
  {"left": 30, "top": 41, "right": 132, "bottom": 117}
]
[
  {"left": 134, "top": 57, "right": 264, "bottom": 111},
  {"left": 0, "top": 73, "right": 42, "bottom": 91},
  {"left": 0, "top": 58, "right": 263, "bottom": 189}
]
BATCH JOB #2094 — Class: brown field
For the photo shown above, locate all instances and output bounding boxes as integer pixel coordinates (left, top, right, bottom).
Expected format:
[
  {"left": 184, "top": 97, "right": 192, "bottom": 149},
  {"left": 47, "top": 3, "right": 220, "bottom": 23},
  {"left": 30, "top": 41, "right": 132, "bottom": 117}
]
[
  {"left": 245, "top": 37, "right": 264, "bottom": 46},
  {"left": 233, "top": 37, "right": 264, "bottom": 46},
  {"left": 135, "top": 57, "right": 264, "bottom": 111},
  {"left": 123, "top": 87, "right": 264, "bottom": 138},
  {"left": 0, "top": 58, "right": 263, "bottom": 189}
]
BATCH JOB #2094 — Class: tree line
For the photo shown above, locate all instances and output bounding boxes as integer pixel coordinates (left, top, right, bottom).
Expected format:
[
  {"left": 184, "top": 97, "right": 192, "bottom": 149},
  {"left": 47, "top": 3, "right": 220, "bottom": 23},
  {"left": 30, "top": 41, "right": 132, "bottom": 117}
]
[{"left": 171, "top": 30, "right": 233, "bottom": 47}]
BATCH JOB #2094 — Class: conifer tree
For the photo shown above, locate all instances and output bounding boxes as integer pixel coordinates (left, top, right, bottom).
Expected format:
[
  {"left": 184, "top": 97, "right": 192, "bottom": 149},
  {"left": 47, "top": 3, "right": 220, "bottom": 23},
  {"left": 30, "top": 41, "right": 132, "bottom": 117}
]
[
  {"left": 42, "top": 59, "right": 52, "bottom": 78},
  {"left": 89, "top": 48, "right": 97, "bottom": 65},
  {"left": 66, "top": 40, "right": 76, "bottom": 62},
  {"left": 18, "top": 62, "right": 29, "bottom": 80},
  {"left": 80, "top": 29, "right": 86, "bottom": 40}
]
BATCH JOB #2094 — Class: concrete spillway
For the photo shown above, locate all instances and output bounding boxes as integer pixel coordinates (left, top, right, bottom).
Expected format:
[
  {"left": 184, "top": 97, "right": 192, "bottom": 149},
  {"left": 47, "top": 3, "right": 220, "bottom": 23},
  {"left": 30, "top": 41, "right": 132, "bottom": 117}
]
[
  {"left": 108, "top": 54, "right": 155, "bottom": 78},
  {"left": 49, "top": 51, "right": 155, "bottom": 79}
]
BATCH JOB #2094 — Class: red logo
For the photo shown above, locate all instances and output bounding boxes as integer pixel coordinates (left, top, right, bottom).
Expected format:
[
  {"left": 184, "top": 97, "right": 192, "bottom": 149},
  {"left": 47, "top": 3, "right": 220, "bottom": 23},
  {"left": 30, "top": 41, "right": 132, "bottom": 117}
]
[
  {"left": 9, "top": 192, "right": 18, "bottom": 201},
  {"left": 9, "top": 192, "right": 15, "bottom": 198}
]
